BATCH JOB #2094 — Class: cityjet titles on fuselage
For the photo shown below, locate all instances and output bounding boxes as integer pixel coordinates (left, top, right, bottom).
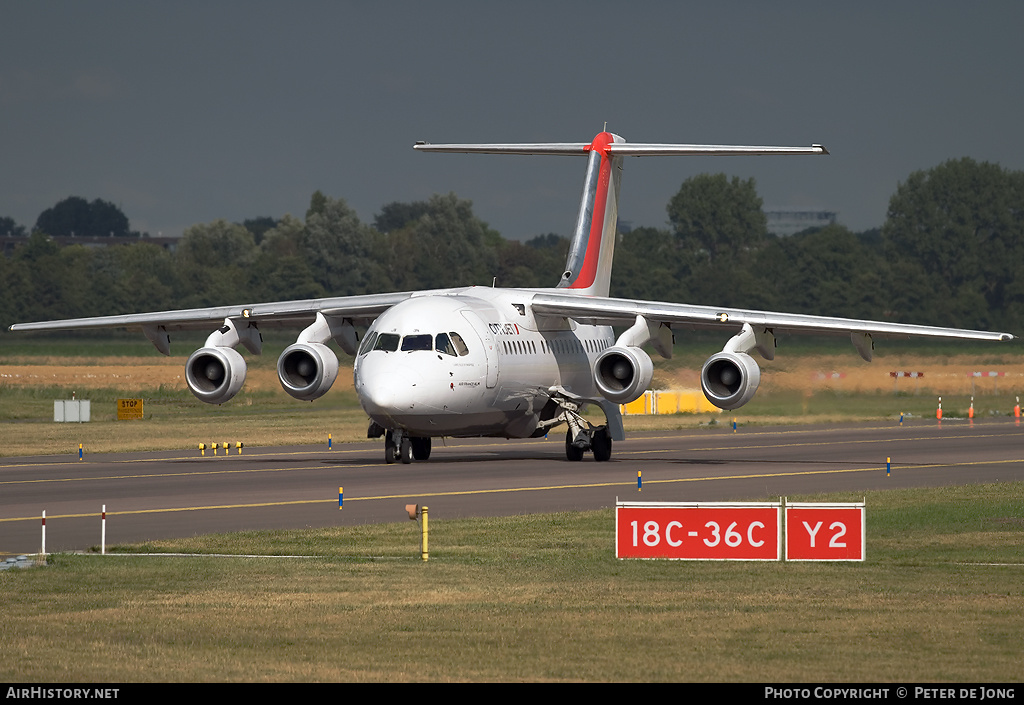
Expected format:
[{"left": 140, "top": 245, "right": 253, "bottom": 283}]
[{"left": 489, "top": 322, "right": 521, "bottom": 335}]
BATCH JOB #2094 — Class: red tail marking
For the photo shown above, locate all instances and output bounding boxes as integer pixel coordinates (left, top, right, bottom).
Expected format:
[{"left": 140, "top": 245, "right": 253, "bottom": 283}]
[{"left": 569, "top": 132, "right": 615, "bottom": 290}]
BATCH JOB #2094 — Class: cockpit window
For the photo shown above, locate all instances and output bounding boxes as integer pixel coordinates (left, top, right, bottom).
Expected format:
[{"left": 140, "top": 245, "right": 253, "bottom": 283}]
[
  {"left": 359, "top": 331, "right": 377, "bottom": 356},
  {"left": 369, "top": 331, "right": 468, "bottom": 355},
  {"left": 401, "top": 334, "right": 433, "bottom": 351},
  {"left": 435, "top": 333, "right": 457, "bottom": 356},
  {"left": 373, "top": 333, "right": 400, "bottom": 352},
  {"left": 449, "top": 332, "right": 469, "bottom": 356}
]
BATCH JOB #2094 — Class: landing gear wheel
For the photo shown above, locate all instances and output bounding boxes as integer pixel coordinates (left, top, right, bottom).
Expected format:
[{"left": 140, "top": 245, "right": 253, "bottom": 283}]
[
  {"left": 399, "top": 437, "right": 414, "bottom": 464},
  {"left": 384, "top": 430, "right": 396, "bottom": 464},
  {"left": 592, "top": 427, "right": 612, "bottom": 462},
  {"left": 565, "top": 429, "right": 585, "bottom": 462},
  {"left": 411, "top": 436, "right": 431, "bottom": 461}
]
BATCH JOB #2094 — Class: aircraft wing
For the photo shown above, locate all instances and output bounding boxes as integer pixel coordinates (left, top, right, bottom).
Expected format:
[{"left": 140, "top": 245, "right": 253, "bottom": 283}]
[
  {"left": 529, "top": 291, "right": 1014, "bottom": 343},
  {"left": 7, "top": 291, "right": 416, "bottom": 334}
]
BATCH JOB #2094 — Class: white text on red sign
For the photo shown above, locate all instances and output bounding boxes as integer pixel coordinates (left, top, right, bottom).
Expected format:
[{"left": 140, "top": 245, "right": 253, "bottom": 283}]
[
  {"left": 616, "top": 503, "right": 781, "bottom": 560},
  {"left": 785, "top": 504, "right": 865, "bottom": 561}
]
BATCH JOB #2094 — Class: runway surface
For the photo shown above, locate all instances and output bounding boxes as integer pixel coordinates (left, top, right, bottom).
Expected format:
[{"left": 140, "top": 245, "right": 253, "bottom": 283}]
[{"left": 3, "top": 419, "right": 1023, "bottom": 556}]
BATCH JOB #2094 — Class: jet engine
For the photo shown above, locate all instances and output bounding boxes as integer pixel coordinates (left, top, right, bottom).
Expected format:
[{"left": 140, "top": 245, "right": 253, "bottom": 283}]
[
  {"left": 594, "top": 346, "right": 653, "bottom": 404},
  {"left": 700, "top": 351, "right": 760, "bottom": 410},
  {"left": 185, "top": 346, "right": 247, "bottom": 405},
  {"left": 277, "top": 342, "right": 339, "bottom": 401}
]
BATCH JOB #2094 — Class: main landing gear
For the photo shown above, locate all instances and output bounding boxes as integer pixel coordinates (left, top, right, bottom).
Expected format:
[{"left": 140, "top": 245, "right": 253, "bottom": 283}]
[
  {"left": 565, "top": 426, "right": 612, "bottom": 462},
  {"left": 544, "top": 394, "right": 614, "bottom": 462}
]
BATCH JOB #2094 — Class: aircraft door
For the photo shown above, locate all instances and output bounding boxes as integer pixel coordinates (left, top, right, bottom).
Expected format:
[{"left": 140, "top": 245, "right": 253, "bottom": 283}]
[{"left": 461, "top": 310, "right": 498, "bottom": 388}]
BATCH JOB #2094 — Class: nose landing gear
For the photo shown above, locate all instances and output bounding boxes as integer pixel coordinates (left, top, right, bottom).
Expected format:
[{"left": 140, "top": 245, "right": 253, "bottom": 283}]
[{"left": 382, "top": 428, "right": 431, "bottom": 464}]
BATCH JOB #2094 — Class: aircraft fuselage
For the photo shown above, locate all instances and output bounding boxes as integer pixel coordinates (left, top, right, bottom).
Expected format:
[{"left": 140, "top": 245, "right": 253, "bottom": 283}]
[{"left": 354, "top": 287, "right": 613, "bottom": 438}]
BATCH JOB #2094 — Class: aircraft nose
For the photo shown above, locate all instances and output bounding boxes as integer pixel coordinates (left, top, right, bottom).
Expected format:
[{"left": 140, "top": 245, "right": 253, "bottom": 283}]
[
  {"left": 356, "top": 361, "right": 422, "bottom": 419},
  {"left": 361, "top": 378, "right": 397, "bottom": 414}
]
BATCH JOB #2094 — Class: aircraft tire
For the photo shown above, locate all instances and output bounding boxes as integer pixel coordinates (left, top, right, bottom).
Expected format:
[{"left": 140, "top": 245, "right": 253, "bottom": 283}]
[
  {"left": 384, "top": 430, "right": 396, "bottom": 464},
  {"left": 411, "top": 437, "right": 431, "bottom": 461},
  {"left": 592, "top": 428, "right": 612, "bottom": 462},
  {"left": 400, "top": 437, "right": 414, "bottom": 464},
  {"left": 565, "top": 430, "right": 584, "bottom": 462}
]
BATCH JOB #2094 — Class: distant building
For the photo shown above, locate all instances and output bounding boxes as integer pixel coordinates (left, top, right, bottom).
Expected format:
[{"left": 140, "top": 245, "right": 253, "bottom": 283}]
[
  {"left": 764, "top": 208, "right": 838, "bottom": 237},
  {"left": 1, "top": 233, "right": 179, "bottom": 256}
]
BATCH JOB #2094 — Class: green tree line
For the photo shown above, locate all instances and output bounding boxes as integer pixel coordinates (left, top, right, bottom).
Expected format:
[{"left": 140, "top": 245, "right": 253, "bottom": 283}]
[
  {"left": 0, "top": 192, "right": 567, "bottom": 329},
  {"left": 3, "top": 158, "right": 1022, "bottom": 334}
]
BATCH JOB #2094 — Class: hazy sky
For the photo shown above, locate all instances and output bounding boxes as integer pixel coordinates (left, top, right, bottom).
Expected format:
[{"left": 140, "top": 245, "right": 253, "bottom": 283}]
[{"left": 3, "top": 2, "right": 1023, "bottom": 240}]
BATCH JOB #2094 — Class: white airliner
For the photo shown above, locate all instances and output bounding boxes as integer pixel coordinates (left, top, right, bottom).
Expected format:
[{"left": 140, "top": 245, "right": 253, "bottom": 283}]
[{"left": 9, "top": 131, "right": 1014, "bottom": 464}]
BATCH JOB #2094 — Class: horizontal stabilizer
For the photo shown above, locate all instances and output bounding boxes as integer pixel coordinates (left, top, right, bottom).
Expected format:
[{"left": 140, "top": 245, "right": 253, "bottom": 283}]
[
  {"left": 414, "top": 141, "right": 828, "bottom": 157},
  {"left": 414, "top": 142, "right": 589, "bottom": 155},
  {"left": 609, "top": 143, "right": 828, "bottom": 156}
]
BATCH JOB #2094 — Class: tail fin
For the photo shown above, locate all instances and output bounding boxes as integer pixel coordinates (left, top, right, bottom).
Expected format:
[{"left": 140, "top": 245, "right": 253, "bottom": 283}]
[
  {"left": 558, "top": 131, "right": 623, "bottom": 297},
  {"left": 413, "top": 132, "right": 622, "bottom": 296},
  {"left": 414, "top": 134, "right": 827, "bottom": 298}
]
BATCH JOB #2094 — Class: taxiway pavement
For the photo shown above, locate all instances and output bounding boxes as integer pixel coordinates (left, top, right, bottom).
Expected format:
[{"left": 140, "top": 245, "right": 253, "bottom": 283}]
[{"left": 3, "top": 419, "right": 1022, "bottom": 556}]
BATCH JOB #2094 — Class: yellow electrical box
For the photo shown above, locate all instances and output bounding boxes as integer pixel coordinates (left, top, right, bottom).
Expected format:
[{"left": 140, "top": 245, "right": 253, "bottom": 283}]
[
  {"left": 621, "top": 390, "right": 722, "bottom": 415},
  {"left": 655, "top": 391, "right": 679, "bottom": 414}
]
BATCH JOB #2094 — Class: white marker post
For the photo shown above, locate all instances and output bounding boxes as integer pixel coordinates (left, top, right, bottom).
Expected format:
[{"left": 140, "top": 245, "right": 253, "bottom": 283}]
[
  {"left": 41, "top": 510, "right": 46, "bottom": 557},
  {"left": 101, "top": 505, "right": 106, "bottom": 555}
]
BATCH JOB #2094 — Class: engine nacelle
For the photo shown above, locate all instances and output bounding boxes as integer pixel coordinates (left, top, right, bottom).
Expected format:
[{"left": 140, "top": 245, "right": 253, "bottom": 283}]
[
  {"left": 700, "top": 351, "right": 761, "bottom": 410},
  {"left": 594, "top": 346, "right": 654, "bottom": 404},
  {"left": 185, "top": 346, "right": 247, "bottom": 405},
  {"left": 277, "top": 342, "right": 339, "bottom": 401}
]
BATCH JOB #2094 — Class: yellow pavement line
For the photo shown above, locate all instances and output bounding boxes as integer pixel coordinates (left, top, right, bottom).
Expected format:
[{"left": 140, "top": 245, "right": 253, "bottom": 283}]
[
  {"left": 0, "top": 464, "right": 373, "bottom": 486},
  {"left": 1, "top": 429, "right": 1014, "bottom": 485},
  {"left": 0, "top": 421, "right": 1009, "bottom": 469},
  {"left": 627, "top": 431, "right": 1009, "bottom": 454},
  {"left": 0, "top": 438, "right": 556, "bottom": 475},
  {"left": 5, "top": 456, "right": 1021, "bottom": 524},
  {"left": 0, "top": 447, "right": 368, "bottom": 469},
  {"left": 0, "top": 440, "right": 555, "bottom": 485}
]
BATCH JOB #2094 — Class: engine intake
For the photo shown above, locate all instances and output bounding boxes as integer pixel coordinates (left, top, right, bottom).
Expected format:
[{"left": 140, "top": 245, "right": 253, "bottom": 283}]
[
  {"left": 277, "top": 342, "right": 339, "bottom": 401},
  {"left": 185, "top": 346, "right": 247, "bottom": 404},
  {"left": 595, "top": 346, "right": 653, "bottom": 404},
  {"left": 700, "top": 351, "right": 760, "bottom": 410}
]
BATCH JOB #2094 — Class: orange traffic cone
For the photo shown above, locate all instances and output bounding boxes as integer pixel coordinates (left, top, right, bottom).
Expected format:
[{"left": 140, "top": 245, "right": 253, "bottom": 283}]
[{"left": 936, "top": 397, "right": 942, "bottom": 421}]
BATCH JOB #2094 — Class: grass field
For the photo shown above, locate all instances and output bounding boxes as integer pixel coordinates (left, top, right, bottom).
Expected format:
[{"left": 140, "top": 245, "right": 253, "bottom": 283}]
[{"left": 1, "top": 483, "right": 1021, "bottom": 682}]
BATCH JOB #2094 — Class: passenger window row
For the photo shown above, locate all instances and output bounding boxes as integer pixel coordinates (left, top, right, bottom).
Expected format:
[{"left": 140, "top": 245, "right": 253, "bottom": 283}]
[{"left": 500, "top": 337, "right": 612, "bottom": 356}]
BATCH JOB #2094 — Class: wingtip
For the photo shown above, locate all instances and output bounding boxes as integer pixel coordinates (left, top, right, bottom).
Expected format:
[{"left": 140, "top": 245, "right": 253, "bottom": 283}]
[{"left": 813, "top": 144, "right": 830, "bottom": 155}]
